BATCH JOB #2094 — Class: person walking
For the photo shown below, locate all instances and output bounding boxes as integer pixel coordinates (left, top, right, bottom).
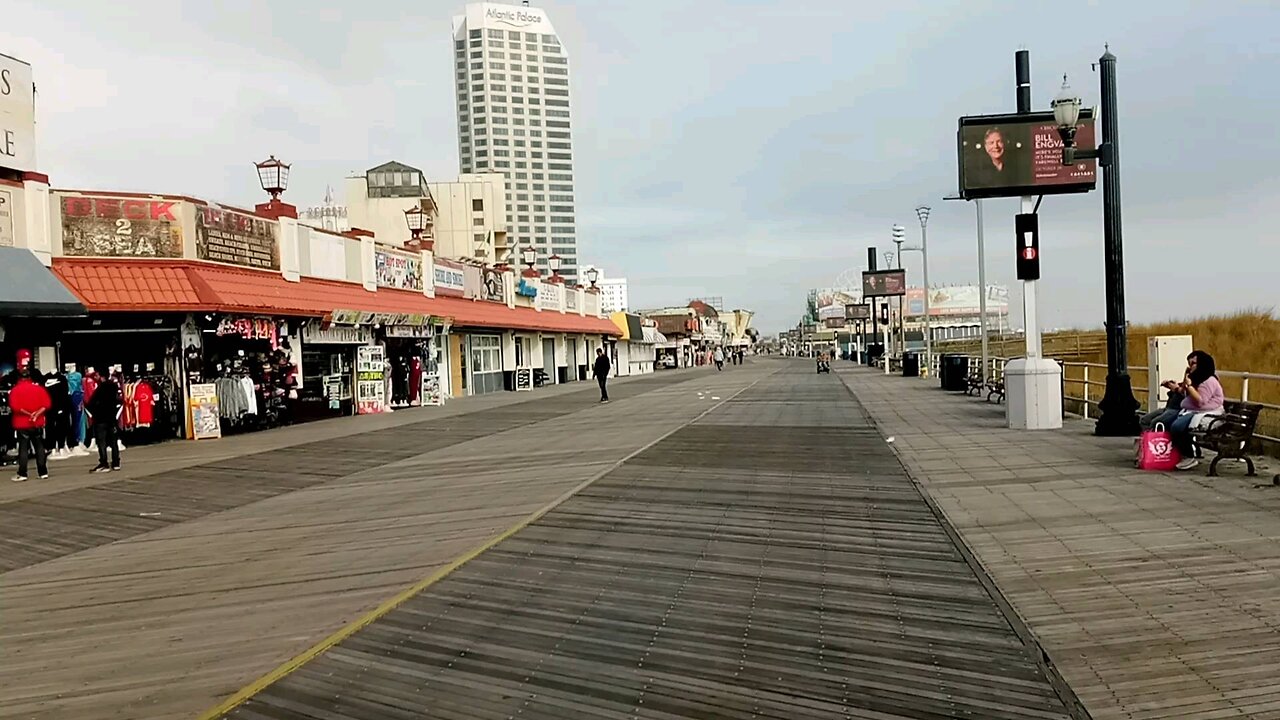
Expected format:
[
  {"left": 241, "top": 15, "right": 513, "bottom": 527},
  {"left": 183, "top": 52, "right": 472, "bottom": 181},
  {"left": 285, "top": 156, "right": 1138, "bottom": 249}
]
[
  {"left": 714, "top": 346, "right": 725, "bottom": 371},
  {"left": 86, "top": 373, "right": 123, "bottom": 473},
  {"left": 10, "top": 368, "right": 52, "bottom": 482},
  {"left": 593, "top": 348, "right": 611, "bottom": 403}
]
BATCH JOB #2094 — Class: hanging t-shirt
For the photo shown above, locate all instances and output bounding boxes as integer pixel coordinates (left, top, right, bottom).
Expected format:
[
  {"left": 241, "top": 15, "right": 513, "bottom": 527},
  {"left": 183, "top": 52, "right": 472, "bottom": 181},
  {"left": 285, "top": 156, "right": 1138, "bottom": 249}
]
[
  {"left": 240, "top": 377, "right": 258, "bottom": 416},
  {"left": 135, "top": 381, "right": 155, "bottom": 427}
]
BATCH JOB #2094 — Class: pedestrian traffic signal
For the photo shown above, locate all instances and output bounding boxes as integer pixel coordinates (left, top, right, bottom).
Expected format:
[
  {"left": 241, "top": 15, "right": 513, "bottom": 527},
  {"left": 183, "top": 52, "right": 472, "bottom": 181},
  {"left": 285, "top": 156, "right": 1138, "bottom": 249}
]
[
  {"left": 1015, "top": 213, "right": 1040, "bottom": 281},
  {"left": 879, "top": 302, "right": 890, "bottom": 326}
]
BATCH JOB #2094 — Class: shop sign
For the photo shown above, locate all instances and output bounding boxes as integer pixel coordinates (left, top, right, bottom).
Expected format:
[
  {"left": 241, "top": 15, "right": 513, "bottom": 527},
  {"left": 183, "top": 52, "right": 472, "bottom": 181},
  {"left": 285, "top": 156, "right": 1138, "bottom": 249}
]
[
  {"left": 0, "top": 188, "right": 12, "bottom": 247},
  {"left": 433, "top": 258, "right": 466, "bottom": 297},
  {"left": 536, "top": 282, "right": 561, "bottom": 311},
  {"left": 565, "top": 289, "right": 578, "bottom": 312},
  {"left": 385, "top": 325, "right": 433, "bottom": 338},
  {"left": 330, "top": 309, "right": 374, "bottom": 326},
  {"left": 0, "top": 54, "right": 36, "bottom": 173},
  {"left": 303, "top": 322, "right": 373, "bottom": 345},
  {"left": 516, "top": 278, "right": 538, "bottom": 298},
  {"left": 481, "top": 268, "right": 506, "bottom": 303},
  {"left": 375, "top": 249, "right": 423, "bottom": 292},
  {"left": 356, "top": 345, "right": 387, "bottom": 414},
  {"left": 195, "top": 204, "right": 280, "bottom": 270},
  {"left": 60, "top": 195, "right": 184, "bottom": 258},
  {"left": 515, "top": 367, "right": 533, "bottom": 392},
  {"left": 216, "top": 316, "right": 277, "bottom": 344},
  {"left": 188, "top": 383, "right": 222, "bottom": 440},
  {"left": 421, "top": 374, "right": 443, "bottom": 406}
]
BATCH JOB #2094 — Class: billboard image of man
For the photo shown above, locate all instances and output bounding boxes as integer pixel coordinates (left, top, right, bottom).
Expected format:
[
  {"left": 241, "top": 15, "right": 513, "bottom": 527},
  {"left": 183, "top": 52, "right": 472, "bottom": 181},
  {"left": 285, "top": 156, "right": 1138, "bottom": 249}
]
[{"left": 963, "top": 125, "right": 1032, "bottom": 190}]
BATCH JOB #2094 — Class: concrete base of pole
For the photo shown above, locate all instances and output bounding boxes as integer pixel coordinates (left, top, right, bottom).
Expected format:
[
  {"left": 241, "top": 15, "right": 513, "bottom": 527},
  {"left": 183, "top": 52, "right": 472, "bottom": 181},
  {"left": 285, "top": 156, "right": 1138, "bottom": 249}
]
[
  {"left": 1005, "top": 358, "right": 1063, "bottom": 430},
  {"left": 1094, "top": 373, "right": 1141, "bottom": 437}
]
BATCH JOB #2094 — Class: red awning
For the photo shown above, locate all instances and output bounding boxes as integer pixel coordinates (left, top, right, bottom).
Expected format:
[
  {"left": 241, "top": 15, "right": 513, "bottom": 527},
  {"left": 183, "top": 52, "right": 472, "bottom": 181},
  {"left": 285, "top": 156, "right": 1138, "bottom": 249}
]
[{"left": 52, "top": 258, "right": 619, "bottom": 336}]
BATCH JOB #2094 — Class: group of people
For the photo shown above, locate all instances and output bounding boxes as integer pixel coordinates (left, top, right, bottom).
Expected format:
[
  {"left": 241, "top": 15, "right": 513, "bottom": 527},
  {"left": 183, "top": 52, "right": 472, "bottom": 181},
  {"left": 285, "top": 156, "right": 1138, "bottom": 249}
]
[
  {"left": 713, "top": 346, "right": 746, "bottom": 371},
  {"left": 1140, "top": 349, "right": 1224, "bottom": 471},
  {"left": 8, "top": 351, "right": 125, "bottom": 482}
]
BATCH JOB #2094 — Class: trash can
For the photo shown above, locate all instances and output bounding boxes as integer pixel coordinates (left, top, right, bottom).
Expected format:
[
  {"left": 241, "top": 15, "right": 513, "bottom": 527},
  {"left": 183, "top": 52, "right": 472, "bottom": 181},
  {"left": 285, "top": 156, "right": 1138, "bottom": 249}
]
[
  {"left": 940, "top": 354, "right": 968, "bottom": 391},
  {"left": 902, "top": 351, "right": 920, "bottom": 378}
]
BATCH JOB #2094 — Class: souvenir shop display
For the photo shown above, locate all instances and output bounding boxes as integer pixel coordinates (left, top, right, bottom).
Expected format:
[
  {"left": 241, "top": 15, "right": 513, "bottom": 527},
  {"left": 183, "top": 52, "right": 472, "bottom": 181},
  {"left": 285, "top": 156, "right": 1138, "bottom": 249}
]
[
  {"left": 383, "top": 325, "right": 435, "bottom": 409},
  {"left": 356, "top": 345, "right": 387, "bottom": 415}
]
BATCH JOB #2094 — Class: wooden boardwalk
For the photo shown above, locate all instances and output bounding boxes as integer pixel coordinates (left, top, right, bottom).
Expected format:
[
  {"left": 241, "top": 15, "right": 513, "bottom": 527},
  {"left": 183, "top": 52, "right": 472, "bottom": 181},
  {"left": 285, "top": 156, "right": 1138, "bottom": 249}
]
[
  {"left": 221, "top": 370, "right": 1078, "bottom": 719},
  {"left": 0, "top": 370, "right": 726, "bottom": 720},
  {"left": 844, "top": 366, "right": 1280, "bottom": 720}
]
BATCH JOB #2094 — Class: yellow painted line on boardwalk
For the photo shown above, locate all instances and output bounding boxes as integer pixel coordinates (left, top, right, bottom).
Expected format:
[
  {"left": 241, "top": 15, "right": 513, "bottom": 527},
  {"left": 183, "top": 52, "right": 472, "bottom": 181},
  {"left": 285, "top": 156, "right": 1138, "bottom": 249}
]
[{"left": 197, "top": 368, "right": 772, "bottom": 720}]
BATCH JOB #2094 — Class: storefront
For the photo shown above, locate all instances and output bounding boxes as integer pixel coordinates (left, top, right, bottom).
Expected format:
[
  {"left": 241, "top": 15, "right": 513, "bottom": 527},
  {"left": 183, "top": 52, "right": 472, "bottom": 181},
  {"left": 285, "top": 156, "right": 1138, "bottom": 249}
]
[
  {"left": 463, "top": 333, "right": 504, "bottom": 396},
  {"left": 193, "top": 314, "right": 298, "bottom": 435},
  {"left": 381, "top": 321, "right": 444, "bottom": 408},
  {"left": 0, "top": 247, "right": 88, "bottom": 460},
  {"left": 298, "top": 321, "right": 369, "bottom": 421}
]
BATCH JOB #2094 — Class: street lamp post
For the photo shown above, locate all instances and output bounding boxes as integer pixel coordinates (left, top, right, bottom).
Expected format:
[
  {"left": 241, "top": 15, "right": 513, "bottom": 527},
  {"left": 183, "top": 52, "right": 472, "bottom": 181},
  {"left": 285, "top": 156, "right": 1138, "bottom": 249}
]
[
  {"left": 585, "top": 266, "right": 600, "bottom": 288},
  {"left": 883, "top": 250, "right": 895, "bottom": 374},
  {"left": 548, "top": 253, "right": 563, "bottom": 278},
  {"left": 944, "top": 195, "right": 990, "bottom": 383},
  {"left": 891, "top": 225, "right": 906, "bottom": 357},
  {"left": 910, "top": 206, "right": 932, "bottom": 374},
  {"left": 1053, "top": 50, "right": 1139, "bottom": 436},
  {"left": 521, "top": 245, "right": 537, "bottom": 273}
]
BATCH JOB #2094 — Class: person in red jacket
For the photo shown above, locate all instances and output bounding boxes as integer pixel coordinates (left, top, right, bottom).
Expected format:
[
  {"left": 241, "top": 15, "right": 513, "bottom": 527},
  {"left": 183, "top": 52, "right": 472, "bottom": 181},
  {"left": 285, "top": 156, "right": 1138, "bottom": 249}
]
[{"left": 10, "top": 368, "right": 52, "bottom": 482}]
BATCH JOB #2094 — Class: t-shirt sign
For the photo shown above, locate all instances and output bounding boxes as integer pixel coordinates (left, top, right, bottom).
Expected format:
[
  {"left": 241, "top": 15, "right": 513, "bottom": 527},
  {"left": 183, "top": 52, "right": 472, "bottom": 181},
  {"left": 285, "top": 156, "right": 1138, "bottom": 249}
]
[
  {"left": 433, "top": 259, "right": 466, "bottom": 297},
  {"left": 195, "top": 204, "right": 280, "bottom": 270}
]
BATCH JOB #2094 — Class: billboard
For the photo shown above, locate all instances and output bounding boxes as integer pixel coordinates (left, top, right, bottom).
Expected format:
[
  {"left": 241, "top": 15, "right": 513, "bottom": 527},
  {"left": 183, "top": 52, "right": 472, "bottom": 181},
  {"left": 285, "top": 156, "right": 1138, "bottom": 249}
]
[
  {"left": 815, "top": 288, "right": 860, "bottom": 321},
  {"left": 60, "top": 195, "right": 184, "bottom": 258},
  {"left": 904, "top": 285, "right": 1010, "bottom": 318},
  {"left": 862, "top": 270, "right": 906, "bottom": 298},
  {"left": 957, "top": 110, "right": 1097, "bottom": 200},
  {"left": 375, "top": 249, "right": 423, "bottom": 292},
  {"left": 195, "top": 204, "right": 280, "bottom": 270},
  {"left": 845, "top": 303, "right": 871, "bottom": 321}
]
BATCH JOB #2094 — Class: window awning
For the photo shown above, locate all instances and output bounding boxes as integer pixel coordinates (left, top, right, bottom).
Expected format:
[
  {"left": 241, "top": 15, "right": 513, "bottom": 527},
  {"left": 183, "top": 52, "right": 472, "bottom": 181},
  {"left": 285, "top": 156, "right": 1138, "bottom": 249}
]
[
  {"left": 52, "top": 258, "right": 620, "bottom": 336},
  {"left": 0, "top": 248, "right": 86, "bottom": 317}
]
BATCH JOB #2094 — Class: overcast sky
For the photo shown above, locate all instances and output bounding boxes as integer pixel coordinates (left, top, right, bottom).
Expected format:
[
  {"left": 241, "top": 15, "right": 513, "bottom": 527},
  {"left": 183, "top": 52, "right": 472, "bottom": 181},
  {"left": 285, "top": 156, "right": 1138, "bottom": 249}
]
[{"left": 5, "top": 0, "right": 1278, "bottom": 333}]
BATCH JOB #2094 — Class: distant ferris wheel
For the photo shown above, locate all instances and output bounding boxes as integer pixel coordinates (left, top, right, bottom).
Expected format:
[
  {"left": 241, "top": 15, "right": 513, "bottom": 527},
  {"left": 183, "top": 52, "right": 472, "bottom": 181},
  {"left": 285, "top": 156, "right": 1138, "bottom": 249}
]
[{"left": 833, "top": 267, "right": 862, "bottom": 293}]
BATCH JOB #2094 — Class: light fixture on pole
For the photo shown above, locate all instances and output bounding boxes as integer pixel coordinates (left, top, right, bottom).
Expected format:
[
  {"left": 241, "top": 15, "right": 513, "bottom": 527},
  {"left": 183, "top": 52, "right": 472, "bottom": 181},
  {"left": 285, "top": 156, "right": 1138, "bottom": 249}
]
[
  {"left": 912, "top": 206, "right": 933, "bottom": 375},
  {"left": 404, "top": 205, "right": 428, "bottom": 251},
  {"left": 585, "top": 266, "right": 600, "bottom": 288},
  {"left": 1054, "top": 52, "right": 1138, "bottom": 436},
  {"left": 548, "top": 253, "right": 562, "bottom": 277},
  {"left": 254, "top": 155, "right": 291, "bottom": 200},
  {"left": 891, "top": 225, "right": 907, "bottom": 357},
  {"left": 521, "top": 245, "right": 537, "bottom": 271}
]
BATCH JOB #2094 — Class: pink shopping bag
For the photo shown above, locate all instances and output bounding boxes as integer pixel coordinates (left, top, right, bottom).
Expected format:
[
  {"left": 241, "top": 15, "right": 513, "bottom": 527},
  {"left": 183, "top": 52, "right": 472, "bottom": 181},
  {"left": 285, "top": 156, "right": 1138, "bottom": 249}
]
[{"left": 1135, "top": 423, "right": 1181, "bottom": 471}]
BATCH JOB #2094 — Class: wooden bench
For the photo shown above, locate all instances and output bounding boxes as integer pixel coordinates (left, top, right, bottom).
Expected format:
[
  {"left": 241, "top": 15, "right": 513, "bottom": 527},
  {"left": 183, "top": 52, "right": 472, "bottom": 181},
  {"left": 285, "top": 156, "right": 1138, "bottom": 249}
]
[
  {"left": 1193, "top": 400, "right": 1263, "bottom": 477},
  {"left": 986, "top": 378, "right": 1006, "bottom": 404}
]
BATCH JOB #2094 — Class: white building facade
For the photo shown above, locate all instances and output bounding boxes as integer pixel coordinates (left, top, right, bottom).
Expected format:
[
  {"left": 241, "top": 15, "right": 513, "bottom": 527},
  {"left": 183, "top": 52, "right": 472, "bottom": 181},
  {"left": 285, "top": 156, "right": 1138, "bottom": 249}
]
[
  {"left": 452, "top": 2, "right": 578, "bottom": 279},
  {"left": 581, "top": 264, "right": 628, "bottom": 313}
]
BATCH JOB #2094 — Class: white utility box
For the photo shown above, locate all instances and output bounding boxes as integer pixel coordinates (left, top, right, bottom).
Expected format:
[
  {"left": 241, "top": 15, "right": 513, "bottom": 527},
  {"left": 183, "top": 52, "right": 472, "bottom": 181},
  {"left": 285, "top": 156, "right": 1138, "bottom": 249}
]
[{"left": 1147, "top": 335, "right": 1193, "bottom": 411}]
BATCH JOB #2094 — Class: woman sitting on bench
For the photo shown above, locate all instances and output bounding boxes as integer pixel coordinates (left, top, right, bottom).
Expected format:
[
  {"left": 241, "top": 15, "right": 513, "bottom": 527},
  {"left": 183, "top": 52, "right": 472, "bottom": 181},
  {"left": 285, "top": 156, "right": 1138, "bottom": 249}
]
[{"left": 1171, "top": 350, "right": 1225, "bottom": 471}]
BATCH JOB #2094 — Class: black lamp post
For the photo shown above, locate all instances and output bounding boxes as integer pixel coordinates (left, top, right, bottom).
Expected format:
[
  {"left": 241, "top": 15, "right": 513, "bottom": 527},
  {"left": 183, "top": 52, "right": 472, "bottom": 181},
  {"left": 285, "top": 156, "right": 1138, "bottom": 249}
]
[
  {"left": 1053, "top": 49, "right": 1139, "bottom": 436},
  {"left": 585, "top": 266, "right": 600, "bottom": 288}
]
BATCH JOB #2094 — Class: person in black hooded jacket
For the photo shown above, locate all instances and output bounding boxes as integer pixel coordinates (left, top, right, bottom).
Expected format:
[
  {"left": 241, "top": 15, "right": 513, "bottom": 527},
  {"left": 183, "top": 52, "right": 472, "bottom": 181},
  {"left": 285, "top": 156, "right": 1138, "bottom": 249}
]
[{"left": 86, "top": 375, "right": 122, "bottom": 472}]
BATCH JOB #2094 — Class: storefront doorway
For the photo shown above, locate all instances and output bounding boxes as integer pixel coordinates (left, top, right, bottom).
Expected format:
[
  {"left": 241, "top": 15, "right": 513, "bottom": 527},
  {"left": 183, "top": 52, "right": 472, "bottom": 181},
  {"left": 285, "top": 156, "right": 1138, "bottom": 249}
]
[{"left": 467, "top": 334, "right": 504, "bottom": 395}]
